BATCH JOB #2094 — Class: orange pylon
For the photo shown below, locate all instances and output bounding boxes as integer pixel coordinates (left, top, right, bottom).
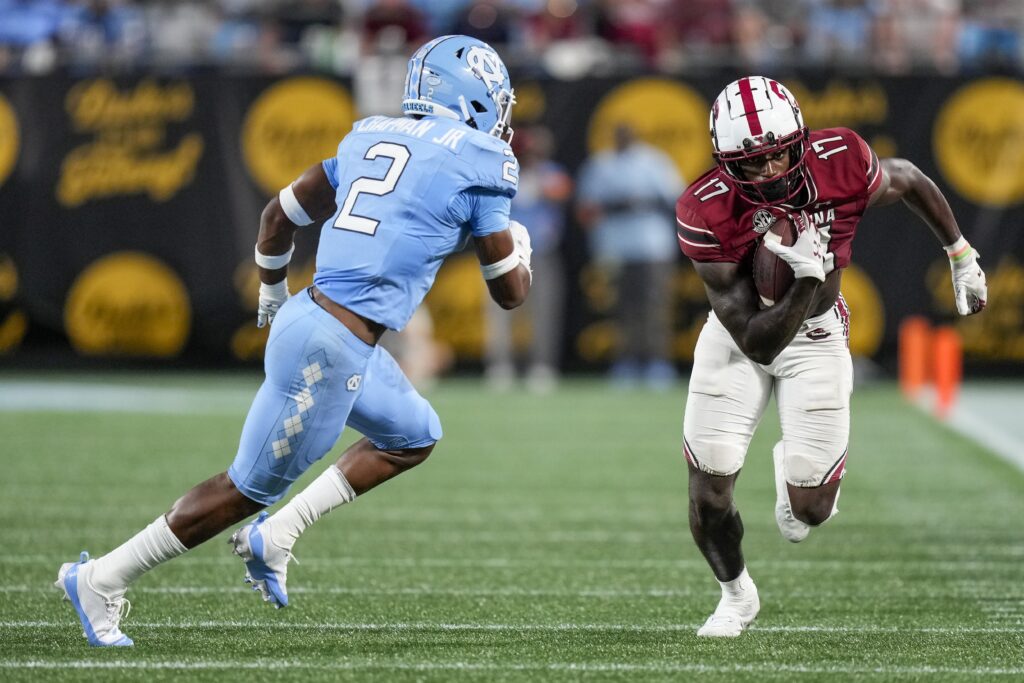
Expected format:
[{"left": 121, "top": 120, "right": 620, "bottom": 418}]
[
  {"left": 932, "top": 326, "right": 963, "bottom": 419},
  {"left": 898, "top": 316, "right": 931, "bottom": 399}
]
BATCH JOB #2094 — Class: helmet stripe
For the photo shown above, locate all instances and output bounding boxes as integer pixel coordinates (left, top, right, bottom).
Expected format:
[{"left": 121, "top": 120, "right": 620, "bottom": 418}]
[
  {"left": 416, "top": 35, "right": 458, "bottom": 100},
  {"left": 737, "top": 77, "right": 763, "bottom": 136}
]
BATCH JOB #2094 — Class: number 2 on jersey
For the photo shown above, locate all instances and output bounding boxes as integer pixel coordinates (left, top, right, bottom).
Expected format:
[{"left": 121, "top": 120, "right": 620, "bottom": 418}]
[{"left": 334, "top": 142, "right": 411, "bottom": 235}]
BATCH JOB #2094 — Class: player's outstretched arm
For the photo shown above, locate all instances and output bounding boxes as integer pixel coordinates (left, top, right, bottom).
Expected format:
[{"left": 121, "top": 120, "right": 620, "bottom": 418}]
[
  {"left": 475, "top": 221, "right": 531, "bottom": 310},
  {"left": 870, "top": 157, "right": 987, "bottom": 315},
  {"left": 254, "top": 163, "right": 338, "bottom": 327},
  {"left": 694, "top": 258, "right": 824, "bottom": 366}
]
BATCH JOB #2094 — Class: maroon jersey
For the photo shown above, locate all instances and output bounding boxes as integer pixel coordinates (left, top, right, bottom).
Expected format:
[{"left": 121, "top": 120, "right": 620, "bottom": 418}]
[{"left": 676, "top": 127, "right": 882, "bottom": 272}]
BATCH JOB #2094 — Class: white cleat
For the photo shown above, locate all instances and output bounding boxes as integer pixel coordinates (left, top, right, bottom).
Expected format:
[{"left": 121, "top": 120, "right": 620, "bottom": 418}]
[
  {"left": 773, "top": 442, "right": 810, "bottom": 543},
  {"left": 229, "top": 512, "right": 295, "bottom": 608},
  {"left": 697, "top": 579, "right": 760, "bottom": 637},
  {"left": 54, "top": 552, "right": 133, "bottom": 647}
]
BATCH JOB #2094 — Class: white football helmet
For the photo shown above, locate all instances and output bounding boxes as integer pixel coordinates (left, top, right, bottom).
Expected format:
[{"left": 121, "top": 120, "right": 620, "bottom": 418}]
[{"left": 710, "top": 76, "right": 809, "bottom": 204}]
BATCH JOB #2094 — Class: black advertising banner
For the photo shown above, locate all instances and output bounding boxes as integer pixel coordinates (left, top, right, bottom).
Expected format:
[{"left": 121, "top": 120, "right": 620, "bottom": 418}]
[{"left": 0, "top": 73, "right": 1022, "bottom": 370}]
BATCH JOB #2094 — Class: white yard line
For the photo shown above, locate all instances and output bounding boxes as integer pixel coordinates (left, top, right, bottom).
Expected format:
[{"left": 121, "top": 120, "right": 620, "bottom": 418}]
[
  {"left": 948, "top": 405, "right": 1024, "bottom": 472},
  {"left": 7, "top": 555, "right": 1023, "bottom": 572},
  {"left": 4, "top": 581, "right": 1019, "bottom": 598},
  {"left": 0, "top": 620, "right": 1021, "bottom": 634},
  {"left": 935, "top": 383, "right": 1024, "bottom": 473},
  {"left": 5, "top": 554, "right": 1021, "bottom": 571},
  {"left": 0, "top": 660, "right": 1021, "bottom": 676},
  {"left": 0, "top": 381, "right": 252, "bottom": 415},
  {"left": 4, "top": 584, "right": 711, "bottom": 598}
]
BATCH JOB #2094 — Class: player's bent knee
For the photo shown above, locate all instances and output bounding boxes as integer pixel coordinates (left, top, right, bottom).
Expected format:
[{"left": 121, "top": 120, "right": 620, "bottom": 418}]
[
  {"left": 791, "top": 492, "right": 837, "bottom": 527},
  {"left": 684, "top": 437, "right": 745, "bottom": 478},
  {"left": 388, "top": 443, "right": 435, "bottom": 469}
]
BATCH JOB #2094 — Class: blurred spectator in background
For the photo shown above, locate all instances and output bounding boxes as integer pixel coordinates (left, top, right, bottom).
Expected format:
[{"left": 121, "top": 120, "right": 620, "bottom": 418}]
[
  {"left": 148, "top": 1, "right": 218, "bottom": 69},
  {"left": 0, "top": 0, "right": 73, "bottom": 73},
  {"left": 874, "top": 0, "right": 960, "bottom": 74},
  {"left": 362, "top": 0, "right": 427, "bottom": 54},
  {"left": 59, "top": 0, "right": 147, "bottom": 71},
  {"left": 485, "top": 125, "right": 573, "bottom": 393},
  {"left": 958, "top": 0, "right": 1023, "bottom": 71},
  {"left": 2, "top": 0, "right": 1022, "bottom": 74},
  {"left": 803, "top": 0, "right": 876, "bottom": 68},
  {"left": 594, "top": 0, "right": 662, "bottom": 69},
  {"left": 576, "top": 123, "right": 682, "bottom": 390},
  {"left": 733, "top": 0, "right": 807, "bottom": 70},
  {"left": 658, "top": 0, "right": 735, "bottom": 69},
  {"left": 451, "top": 0, "right": 516, "bottom": 47},
  {"left": 522, "top": 0, "right": 585, "bottom": 53}
]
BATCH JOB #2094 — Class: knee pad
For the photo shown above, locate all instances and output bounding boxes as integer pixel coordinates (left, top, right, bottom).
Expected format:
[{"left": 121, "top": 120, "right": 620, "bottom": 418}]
[
  {"left": 366, "top": 398, "right": 443, "bottom": 451},
  {"left": 785, "top": 446, "right": 847, "bottom": 488},
  {"left": 684, "top": 436, "right": 746, "bottom": 477}
]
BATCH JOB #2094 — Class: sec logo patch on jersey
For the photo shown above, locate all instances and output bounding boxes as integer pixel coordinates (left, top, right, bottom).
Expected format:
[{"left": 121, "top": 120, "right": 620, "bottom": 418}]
[{"left": 752, "top": 209, "right": 776, "bottom": 234}]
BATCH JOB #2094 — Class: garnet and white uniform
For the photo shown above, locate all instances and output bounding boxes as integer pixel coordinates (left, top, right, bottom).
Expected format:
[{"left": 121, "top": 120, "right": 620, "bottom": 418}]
[{"left": 677, "top": 127, "right": 881, "bottom": 486}]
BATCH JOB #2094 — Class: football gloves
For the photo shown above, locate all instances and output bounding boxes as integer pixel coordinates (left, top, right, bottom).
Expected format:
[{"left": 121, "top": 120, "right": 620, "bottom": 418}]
[
  {"left": 949, "top": 247, "right": 987, "bottom": 316},
  {"left": 762, "top": 212, "right": 825, "bottom": 282},
  {"left": 257, "top": 279, "right": 289, "bottom": 328}
]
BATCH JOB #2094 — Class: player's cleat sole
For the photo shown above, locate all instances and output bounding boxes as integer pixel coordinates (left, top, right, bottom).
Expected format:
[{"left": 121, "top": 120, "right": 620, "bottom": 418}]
[
  {"left": 696, "top": 583, "right": 760, "bottom": 638},
  {"left": 230, "top": 511, "right": 291, "bottom": 608},
  {"left": 773, "top": 442, "right": 810, "bottom": 543},
  {"left": 54, "top": 551, "right": 133, "bottom": 647}
]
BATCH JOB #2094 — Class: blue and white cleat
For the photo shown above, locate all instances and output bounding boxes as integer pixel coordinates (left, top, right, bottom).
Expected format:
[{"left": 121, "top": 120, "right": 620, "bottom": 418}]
[
  {"left": 229, "top": 512, "right": 294, "bottom": 608},
  {"left": 54, "top": 551, "right": 133, "bottom": 647}
]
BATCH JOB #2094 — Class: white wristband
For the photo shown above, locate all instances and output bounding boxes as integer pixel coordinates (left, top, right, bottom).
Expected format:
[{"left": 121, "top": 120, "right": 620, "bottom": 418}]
[
  {"left": 943, "top": 235, "right": 969, "bottom": 256},
  {"left": 255, "top": 244, "right": 294, "bottom": 270},
  {"left": 480, "top": 247, "right": 521, "bottom": 280},
  {"left": 279, "top": 184, "right": 314, "bottom": 226}
]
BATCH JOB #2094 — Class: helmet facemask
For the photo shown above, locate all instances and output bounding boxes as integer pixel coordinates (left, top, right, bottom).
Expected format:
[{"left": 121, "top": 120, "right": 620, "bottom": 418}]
[{"left": 717, "top": 128, "right": 809, "bottom": 205}]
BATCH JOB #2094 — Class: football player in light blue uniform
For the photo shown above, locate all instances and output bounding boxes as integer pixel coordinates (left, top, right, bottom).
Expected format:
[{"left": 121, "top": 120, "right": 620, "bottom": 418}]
[{"left": 55, "top": 35, "right": 532, "bottom": 646}]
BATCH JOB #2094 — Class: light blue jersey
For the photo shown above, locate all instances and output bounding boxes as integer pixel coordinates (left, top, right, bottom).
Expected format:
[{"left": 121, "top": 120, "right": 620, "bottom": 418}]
[
  {"left": 315, "top": 115, "right": 518, "bottom": 330},
  {"left": 230, "top": 34, "right": 520, "bottom": 509}
]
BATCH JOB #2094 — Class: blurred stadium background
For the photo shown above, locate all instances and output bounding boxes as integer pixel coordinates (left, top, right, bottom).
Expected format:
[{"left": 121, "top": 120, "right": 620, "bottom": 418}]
[{"left": 1, "top": 0, "right": 1023, "bottom": 679}]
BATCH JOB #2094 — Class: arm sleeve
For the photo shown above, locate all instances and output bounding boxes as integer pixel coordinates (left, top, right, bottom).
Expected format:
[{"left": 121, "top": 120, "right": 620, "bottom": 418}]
[
  {"left": 449, "top": 187, "right": 512, "bottom": 237},
  {"left": 321, "top": 157, "right": 340, "bottom": 189},
  {"left": 676, "top": 200, "right": 727, "bottom": 262}
]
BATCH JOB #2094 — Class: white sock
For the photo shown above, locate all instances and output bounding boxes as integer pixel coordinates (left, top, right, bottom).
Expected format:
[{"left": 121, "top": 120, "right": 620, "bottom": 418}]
[
  {"left": 90, "top": 515, "right": 187, "bottom": 595},
  {"left": 269, "top": 465, "right": 356, "bottom": 549},
  {"left": 719, "top": 567, "right": 754, "bottom": 600}
]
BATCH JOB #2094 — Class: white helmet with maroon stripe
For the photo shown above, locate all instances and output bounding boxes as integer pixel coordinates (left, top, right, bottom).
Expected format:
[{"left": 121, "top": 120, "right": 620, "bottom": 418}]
[{"left": 710, "top": 76, "right": 809, "bottom": 204}]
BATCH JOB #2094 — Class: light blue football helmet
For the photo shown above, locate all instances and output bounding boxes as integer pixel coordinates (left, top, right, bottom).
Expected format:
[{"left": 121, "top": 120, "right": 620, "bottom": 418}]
[{"left": 403, "top": 35, "right": 516, "bottom": 141}]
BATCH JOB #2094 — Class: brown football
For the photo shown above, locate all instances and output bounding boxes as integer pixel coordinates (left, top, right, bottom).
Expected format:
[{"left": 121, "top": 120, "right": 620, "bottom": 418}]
[{"left": 752, "top": 214, "right": 799, "bottom": 307}]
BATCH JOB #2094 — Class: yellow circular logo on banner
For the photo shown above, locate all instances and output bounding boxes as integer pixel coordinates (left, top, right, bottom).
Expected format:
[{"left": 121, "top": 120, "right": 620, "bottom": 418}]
[
  {"left": 934, "top": 78, "right": 1024, "bottom": 207},
  {"left": 0, "top": 254, "right": 27, "bottom": 353},
  {"left": 0, "top": 92, "right": 20, "bottom": 188},
  {"left": 242, "top": 77, "right": 356, "bottom": 196},
  {"left": 65, "top": 252, "right": 191, "bottom": 357},
  {"left": 587, "top": 79, "right": 711, "bottom": 182}
]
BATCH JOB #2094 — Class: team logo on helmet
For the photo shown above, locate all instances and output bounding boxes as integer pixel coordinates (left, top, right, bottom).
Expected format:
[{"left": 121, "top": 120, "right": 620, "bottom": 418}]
[
  {"left": 466, "top": 46, "right": 506, "bottom": 90},
  {"left": 752, "top": 209, "right": 776, "bottom": 234}
]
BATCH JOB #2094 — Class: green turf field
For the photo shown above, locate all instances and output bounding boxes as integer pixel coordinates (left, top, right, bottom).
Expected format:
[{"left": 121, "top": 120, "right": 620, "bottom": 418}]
[{"left": 1, "top": 375, "right": 1022, "bottom": 681}]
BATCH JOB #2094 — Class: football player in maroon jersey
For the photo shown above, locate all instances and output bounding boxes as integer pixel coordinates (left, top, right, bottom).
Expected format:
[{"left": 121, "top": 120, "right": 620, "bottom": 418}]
[{"left": 675, "top": 76, "right": 988, "bottom": 637}]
